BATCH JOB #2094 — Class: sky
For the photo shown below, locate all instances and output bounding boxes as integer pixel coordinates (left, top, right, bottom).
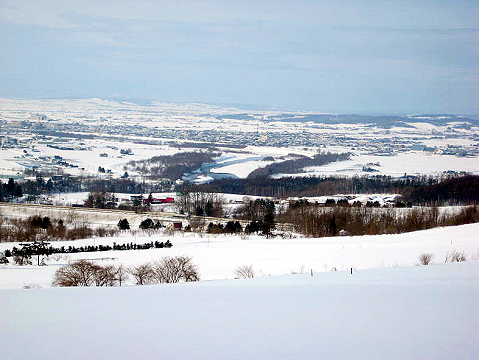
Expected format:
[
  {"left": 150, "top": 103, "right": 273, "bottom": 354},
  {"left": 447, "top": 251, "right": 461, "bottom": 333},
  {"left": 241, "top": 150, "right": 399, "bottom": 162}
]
[{"left": 1, "top": 0, "right": 478, "bottom": 114}]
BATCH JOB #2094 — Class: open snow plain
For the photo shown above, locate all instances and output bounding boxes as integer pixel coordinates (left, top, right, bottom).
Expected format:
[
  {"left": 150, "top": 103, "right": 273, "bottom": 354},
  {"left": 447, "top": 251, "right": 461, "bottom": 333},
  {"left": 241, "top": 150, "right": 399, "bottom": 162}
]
[{"left": 2, "top": 261, "right": 478, "bottom": 360}]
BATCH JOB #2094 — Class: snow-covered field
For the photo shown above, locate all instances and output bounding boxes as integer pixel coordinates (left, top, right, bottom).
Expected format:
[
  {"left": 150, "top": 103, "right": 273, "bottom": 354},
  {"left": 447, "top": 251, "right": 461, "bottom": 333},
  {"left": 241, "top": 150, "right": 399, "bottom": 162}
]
[
  {"left": 2, "top": 260, "right": 478, "bottom": 360},
  {"left": 1, "top": 222, "right": 478, "bottom": 289},
  {"left": 274, "top": 152, "right": 479, "bottom": 178}
]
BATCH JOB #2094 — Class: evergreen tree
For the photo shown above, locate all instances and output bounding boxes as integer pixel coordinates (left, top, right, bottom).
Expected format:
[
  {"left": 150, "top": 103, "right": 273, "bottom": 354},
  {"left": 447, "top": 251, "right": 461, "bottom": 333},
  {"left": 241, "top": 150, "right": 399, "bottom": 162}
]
[
  {"left": 245, "top": 220, "right": 262, "bottom": 234},
  {"left": 328, "top": 215, "right": 337, "bottom": 236},
  {"left": 262, "top": 210, "right": 276, "bottom": 237},
  {"left": 6, "top": 178, "right": 15, "bottom": 195},
  {"left": 117, "top": 218, "right": 130, "bottom": 230},
  {"left": 139, "top": 218, "right": 155, "bottom": 229},
  {"left": 205, "top": 201, "right": 214, "bottom": 216}
]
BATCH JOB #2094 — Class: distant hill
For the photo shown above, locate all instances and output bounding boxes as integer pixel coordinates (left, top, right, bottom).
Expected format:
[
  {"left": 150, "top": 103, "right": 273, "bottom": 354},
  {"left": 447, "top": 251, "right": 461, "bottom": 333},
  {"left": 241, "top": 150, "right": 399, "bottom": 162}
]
[{"left": 216, "top": 113, "right": 479, "bottom": 128}]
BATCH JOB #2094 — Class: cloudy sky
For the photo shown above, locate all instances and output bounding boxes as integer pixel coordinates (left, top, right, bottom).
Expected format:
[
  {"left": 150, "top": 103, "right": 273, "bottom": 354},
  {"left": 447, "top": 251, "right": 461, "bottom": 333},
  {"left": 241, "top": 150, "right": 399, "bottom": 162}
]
[{"left": 1, "top": 0, "right": 478, "bottom": 113}]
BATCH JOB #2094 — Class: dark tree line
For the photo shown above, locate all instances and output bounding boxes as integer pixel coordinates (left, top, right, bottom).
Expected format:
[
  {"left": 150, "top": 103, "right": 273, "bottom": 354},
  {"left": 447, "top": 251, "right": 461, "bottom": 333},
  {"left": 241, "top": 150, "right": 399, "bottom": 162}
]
[
  {"left": 126, "top": 151, "right": 220, "bottom": 180},
  {"left": 84, "top": 191, "right": 118, "bottom": 209},
  {"left": 405, "top": 175, "right": 479, "bottom": 205},
  {"left": 247, "top": 151, "right": 351, "bottom": 178},
  {"left": 235, "top": 198, "right": 276, "bottom": 221},
  {"left": 15, "top": 177, "right": 169, "bottom": 197},
  {"left": 5, "top": 168, "right": 478, "bottom": 207},
  {"left": 279, "top": 203, "right": 479, "bottom": 237},
  {"left": 186, "top": 174, "right": 478, "bottom": 204},
  {"left": 20, "top": 175, "right": 80, "bottom": 195},
  {"left": 5, "top": 240, "right": 173, "bottom": 260},
  {"left": 207, "top": 221, "right": 243, "bottom": 234},
  {"left": 0, "top": 178, "right": 23, "bottom": 201},
  {"left": 0, "top": 215, "right": 118, "bottom": 243}
]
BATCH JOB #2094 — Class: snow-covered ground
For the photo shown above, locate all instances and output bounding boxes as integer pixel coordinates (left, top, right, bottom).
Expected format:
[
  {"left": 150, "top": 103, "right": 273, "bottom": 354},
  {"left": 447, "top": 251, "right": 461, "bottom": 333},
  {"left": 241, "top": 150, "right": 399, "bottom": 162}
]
[
  {"left": 2, "top": 98, "right": 478, "bottom": 180},
  {"left": 274, "top": 152, "right": 479, "bottom": 178},
  {"left": 1, "top": 261, "right": 478, "bottom": 360},
  {"left": 1, "top": 222, "right": 478, "bottom": 289},
  {"left": 1, "top": 98, "right": 478, "bottom": 358}
]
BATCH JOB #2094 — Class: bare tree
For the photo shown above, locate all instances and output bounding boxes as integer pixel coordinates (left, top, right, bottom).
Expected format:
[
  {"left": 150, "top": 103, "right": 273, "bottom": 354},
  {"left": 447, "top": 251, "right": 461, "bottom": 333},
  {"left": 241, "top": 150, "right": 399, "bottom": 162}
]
[
  {"left": 418, "top": 253, "right": 434, "bottom": 265},
  {"left": 115, "top": 264, "right": 129, "bottom": 286},
  {"left": 152, "top": 256, "right": 200, "bottom": 283},
  {"left": 234, "top": 264, "right": 255, "bottom": 279},
  {"left": 128, "top": 263, "right": 156, "bottom": 285},
  {"left": 52, "top": 260, "right": 98, "bottom": 286},
  {"left": 176, "top": 191, "right": 225, "bottom": 217},
  {"left": 66, "top": 209, "right": 77, "bottom": 225},
  {"left": 93, "top": 264, "right": 119, "bottom": 287},
  {"left": 188, "top": 216, "right": 205, "bottom": 232}
]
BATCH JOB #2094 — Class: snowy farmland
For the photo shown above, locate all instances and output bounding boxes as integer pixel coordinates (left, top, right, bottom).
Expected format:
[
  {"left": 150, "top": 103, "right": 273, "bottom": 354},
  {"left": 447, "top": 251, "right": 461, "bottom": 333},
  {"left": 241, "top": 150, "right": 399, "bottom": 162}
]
[
  {"left": 1, "top": 260, "right": 478, "bottom": 360},
  {"left": 1, "top": 98, "right": 479, "bottom": 180},
  {"left": 1, "top": 222, "right": 479, "bottom": 359},
  {"left": 1, "top": 222, "right": 478, "bottom": 289},
  {"left": 1, "top": 98, "right": 479, "bottom": 359}
]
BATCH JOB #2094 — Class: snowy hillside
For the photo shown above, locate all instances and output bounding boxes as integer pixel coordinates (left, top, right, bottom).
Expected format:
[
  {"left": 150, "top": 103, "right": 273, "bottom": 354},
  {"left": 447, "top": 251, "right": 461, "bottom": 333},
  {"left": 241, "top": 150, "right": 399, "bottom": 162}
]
[
  {"left": 1, "top": 222, "right": 478, "bottom": 289},
  {"left": 2, "top": 261, "right": 478, "bottom": 360}
]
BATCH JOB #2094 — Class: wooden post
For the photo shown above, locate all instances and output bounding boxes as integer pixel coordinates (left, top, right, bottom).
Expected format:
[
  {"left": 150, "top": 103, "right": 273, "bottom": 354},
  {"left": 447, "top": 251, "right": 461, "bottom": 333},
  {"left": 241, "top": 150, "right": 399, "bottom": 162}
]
[
  {"left": 350, "top": 267, "right": 353, "bottom": 275},
  {"left": 310, "top": 269, "right": 313, "bottom": 277}
]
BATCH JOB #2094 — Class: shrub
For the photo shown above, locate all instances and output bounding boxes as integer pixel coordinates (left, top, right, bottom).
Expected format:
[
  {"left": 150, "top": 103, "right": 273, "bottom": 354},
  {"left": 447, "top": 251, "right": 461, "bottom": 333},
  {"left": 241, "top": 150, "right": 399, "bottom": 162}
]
[
  {"left": 446, "top": 250, "right": 466, "bottom": 263},
  {"left": 23, "top": 283, "right": 42, "bottom": 289},
  {"left": 13, "top": 255, "right": 32, "bottom": 266},
  {"left": 234, "top": 264, "right": 255, "bottom": 279},
  {"left": 418, "top": 253, "right": 434, "bottom": 265},
  {"left": 94, "top": 227, "right": 109, "bottom": 237},
  {"left": 65, "top": 226, "right": 94, "bottom": 240},
  {"left": 207, "top": 222, "right": 224, "bottom": 234}
]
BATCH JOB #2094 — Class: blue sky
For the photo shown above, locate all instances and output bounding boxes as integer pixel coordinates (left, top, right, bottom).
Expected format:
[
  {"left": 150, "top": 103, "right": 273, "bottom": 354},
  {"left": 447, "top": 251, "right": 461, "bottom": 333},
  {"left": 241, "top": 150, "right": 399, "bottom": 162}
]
[{"left": 1, "top": 0, "right": 478, "bottom": 113}]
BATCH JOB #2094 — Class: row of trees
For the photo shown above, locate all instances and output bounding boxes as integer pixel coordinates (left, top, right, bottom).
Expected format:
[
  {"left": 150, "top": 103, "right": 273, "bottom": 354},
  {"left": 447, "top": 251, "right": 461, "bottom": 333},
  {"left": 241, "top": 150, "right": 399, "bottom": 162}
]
[
  {"left": 117, "top": 218, "right": 168, "bottom": 230},
  {"left": 14, "top": 176, "right": 165, "bottom": 197},
  {"left": 126, "top": 151, "right": 220, "bottom": 180},
  {"left": 187, "top": 173, "right": 477, "bottom": 203},
  {"left": 52, "top": 256, "right": 199, "bottom": 287},
  {"left": 176, "top": 191, "right": 225, "bottom": 217},
  {"left": 7, "top": 172, "right": 478, "bottom": 206},
  {"left": 279, "top": 204, "right": 479, "bottom": 237},
  {"left": 0, "top": 215, "right": 118, "bottom": 243},
  {"left": 207, "top": 221, "right": 243, "bottom": 234},
  {"left": 84, "top": 191, "right": 118, "bottom": 209},
  {"left": 406, "top": 175, "right": 479, "bottom": 205},
  {"left": 247, "top": 151, "right": 351, "bottom": 178},
  {"left": 5, "top": 239, "right": 173, "bottom": 265}
]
